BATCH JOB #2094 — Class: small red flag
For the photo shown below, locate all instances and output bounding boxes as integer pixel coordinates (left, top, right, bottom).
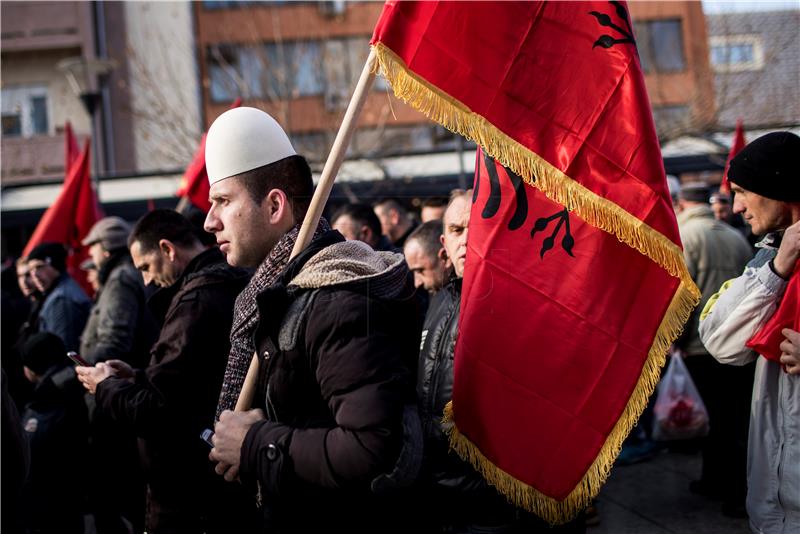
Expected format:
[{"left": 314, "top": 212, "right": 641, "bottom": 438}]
[
  {"left": 64, "top": 121, "right": 81, "bottom": 171},
  {"left": 720, "top": 119, "right": 746, "bottom": 194},
  {"left": 23, "top": 139, "right": 103, "bottom": 295},
  {"left": 372, "top": 1, "right": 700, "bottom": 522},
  {"left": 177, "top": 98, "right": 242, "bottom": 213}
]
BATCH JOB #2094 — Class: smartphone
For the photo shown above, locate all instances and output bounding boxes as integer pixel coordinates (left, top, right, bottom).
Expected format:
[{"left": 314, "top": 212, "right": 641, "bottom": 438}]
[
  {"left": 66, "top": 351, "right": 91, "bottom": 367},
  {"left": 200, "top": 428, "right": 215, "bottom": 448}
]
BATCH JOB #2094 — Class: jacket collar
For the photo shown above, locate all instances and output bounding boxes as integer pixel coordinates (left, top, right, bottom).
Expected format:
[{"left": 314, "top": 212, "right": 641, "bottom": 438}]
[{"left": 148, "top": 247, "right": 225, "bottom": 318}]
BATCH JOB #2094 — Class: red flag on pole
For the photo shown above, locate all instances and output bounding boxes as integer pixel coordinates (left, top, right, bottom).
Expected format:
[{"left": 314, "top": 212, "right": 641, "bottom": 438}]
[
  {"left": 23, "top": 139, "right": 102, "bottom": 295},
  {"left": 177, "top": 98, "right": 242, "bottom": 213},
  {"left": 720, "top": 119, "right": 746, "bottom": 194},
  {"left": 64, "top": 121, "right": 81, "bottom": 171},
  {"left": 372, "top": 1, "right": 699, "bottom": 522}
]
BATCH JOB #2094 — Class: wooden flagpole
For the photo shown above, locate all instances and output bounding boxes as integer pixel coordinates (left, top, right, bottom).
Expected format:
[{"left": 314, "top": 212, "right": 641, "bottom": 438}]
[{"left": 234, "top": 49, "right": 377, "bottom": 412}]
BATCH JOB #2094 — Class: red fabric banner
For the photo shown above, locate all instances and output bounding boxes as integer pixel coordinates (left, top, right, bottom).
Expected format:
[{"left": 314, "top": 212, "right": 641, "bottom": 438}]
[
  {"left": 64, "top": 121, "right": 81, "bottom": 171},
  {"left": 371, "top": 0, "right": 699, "bottom": 522},
  {"left": 746, "top": 259, "right": 800, "bottom": 364},
  {"left": 23, "top": 140, "right": 102, "bottom": 295},
  {"left": 177, "top": 98, "right": 241, "bottom": 213},
  {"left": 720, "top": 119, "right": 746, "bottom": 194}
]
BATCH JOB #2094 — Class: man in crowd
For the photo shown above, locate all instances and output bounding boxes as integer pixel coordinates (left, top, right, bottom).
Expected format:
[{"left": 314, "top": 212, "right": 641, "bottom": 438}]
[
  {"left": 74, "top": 216, "right": 158, "bottom": 533},
  {"left": 26, "top": 242, "right": 90, "bottom": 352},
  {"left": 374, "top": 198, "right": 417, "bottom": 248},
  {"left": 403, "top": 219, "right": 452, "bottom": 294},
  {"left": 699, "top": 131, "right": 800, "bottom": 533},
  {"left": 674, "top": 182, "right": 753, "bottom": 517},
  {"left": 80, "top": 216, "right": 156, "bottom": 369},
  {"left": 77, "top": 209, "right": 255, "bottom": 533},
  {"left": 420, "top": 197, "right": 448, "bottom": 223},
  {"left": 204, "top": 107, "right": 420, "bottom": 532},
  {"left": 331, "top": 202, "right": 398, "bottom": 251},
  {"left": 710, "top": 190, "right": 750, "bottom": 239},
  {"left": 417, "top": 190, "right": 584, "bottom": 532}
]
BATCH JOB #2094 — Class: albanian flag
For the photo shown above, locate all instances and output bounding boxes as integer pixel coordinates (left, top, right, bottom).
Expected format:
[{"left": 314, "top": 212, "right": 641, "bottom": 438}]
[{"left": 371, "top": 0, "right": 700, "bottom": 522}]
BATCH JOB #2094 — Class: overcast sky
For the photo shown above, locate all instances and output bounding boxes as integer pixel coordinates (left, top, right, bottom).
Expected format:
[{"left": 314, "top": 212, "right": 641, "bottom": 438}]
[{"left": 702, "top": 0, "right": 800, "bottom": 14}]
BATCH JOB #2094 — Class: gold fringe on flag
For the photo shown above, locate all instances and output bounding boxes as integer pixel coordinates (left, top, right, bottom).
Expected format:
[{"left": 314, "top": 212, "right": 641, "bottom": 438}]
[{"left": 372, "top": 42, "right": 701, "bottom": 523}]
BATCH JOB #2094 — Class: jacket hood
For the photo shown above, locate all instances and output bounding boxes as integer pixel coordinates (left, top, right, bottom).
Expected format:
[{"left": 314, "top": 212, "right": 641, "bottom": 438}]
[{"left": 289, "top": 240, "right": 409, "bottom": 299}]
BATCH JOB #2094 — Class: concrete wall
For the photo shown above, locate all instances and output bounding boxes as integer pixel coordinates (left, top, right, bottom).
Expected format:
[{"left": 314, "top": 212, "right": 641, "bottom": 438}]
[{"left": 124, "top": 1, "right": 202, "bottom": 172}]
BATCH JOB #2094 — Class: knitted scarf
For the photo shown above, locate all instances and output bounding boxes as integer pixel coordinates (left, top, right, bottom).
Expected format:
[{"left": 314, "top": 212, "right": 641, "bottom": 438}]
[{"left": 215, "top": 218, "right": 330, "bottom": 418}]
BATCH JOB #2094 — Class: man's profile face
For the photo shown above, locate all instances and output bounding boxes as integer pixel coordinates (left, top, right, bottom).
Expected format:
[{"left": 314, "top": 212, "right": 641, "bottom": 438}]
[
  {"left": 730, "top": 183, "right": 790, "bottom": 236},
  {"left": 332, "top": 214, "right": 361, "bottom": 241},
  {"left": 441, "top": 195, "right": 471, "bottom": 278},
  {"left": 421, "top": 205, "right": 446, "bottom": 223},
  {"left": 88, "top": 242, "right": 108, "bottom": 271},
  {"left": 16, "top": 262, "right": 36, "bottom": 297},
  {"left": 27, "top": 259, "right": 59, "bottom": 293},
  {"left": 404, "top": 239, "right": 447, "bottom": 293},
  {"left": 374, "top": 205, "right": 395, "bottom": 238},
  {"left": 204, "top": 177, "right": 278, "bottom": 268},
  {"left": 130, "top": 241, "right": 175, "bottom": 288},
  {"left": 711, "top": 201, "right": 732, "bottom": 222}
]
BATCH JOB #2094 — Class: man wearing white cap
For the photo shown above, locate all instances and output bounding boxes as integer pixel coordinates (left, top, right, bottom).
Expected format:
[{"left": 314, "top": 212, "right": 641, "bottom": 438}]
[{"left": 204, "top": 107, "right": 421, "bottom": 532}]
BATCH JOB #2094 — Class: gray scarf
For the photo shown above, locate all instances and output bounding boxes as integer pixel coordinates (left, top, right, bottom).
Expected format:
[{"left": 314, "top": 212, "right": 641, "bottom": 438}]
[{"left": 215, "top": 218, "right": 330, "bottom": 418}]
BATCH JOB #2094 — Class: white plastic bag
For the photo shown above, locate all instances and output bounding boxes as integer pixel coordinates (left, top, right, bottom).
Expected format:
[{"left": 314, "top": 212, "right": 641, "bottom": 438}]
[{"left": 652, "top": 351, "right": 709, "bottom": 441}]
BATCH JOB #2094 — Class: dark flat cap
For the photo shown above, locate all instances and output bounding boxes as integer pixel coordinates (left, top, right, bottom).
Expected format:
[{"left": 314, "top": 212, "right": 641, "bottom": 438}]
[{"left": 728, "top": 131, "right": 800, "bottom": 202}]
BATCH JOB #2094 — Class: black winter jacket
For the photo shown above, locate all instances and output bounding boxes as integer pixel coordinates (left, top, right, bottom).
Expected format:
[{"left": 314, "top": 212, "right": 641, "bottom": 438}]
[
  {"left": 241, "top": 231, "right": 421, "bottom": 533},
  {"left": 96, "top": 247, "right": 253, "bottom": 532}
]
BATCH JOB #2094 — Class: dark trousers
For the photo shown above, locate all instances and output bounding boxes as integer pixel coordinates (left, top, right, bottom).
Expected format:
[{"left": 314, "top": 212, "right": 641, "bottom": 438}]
[{"left": 684, "top": 354, "right": 755, "bottom": 506}]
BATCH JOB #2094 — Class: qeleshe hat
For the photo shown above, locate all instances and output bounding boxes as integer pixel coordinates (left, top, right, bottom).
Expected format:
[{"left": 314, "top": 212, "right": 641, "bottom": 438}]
[
  {"left": 205, "top": 107, "right": 296, "bottom": 185},
  {"left": 82, "top": 216, "right": 131, "bottom": 251},
  {"left": 728, "top": 131, "right": 800, "bottom": 202}
]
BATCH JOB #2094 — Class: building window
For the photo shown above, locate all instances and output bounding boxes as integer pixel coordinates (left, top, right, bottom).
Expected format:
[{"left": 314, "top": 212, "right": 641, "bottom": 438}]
[
  {"left": 634, "top": 19, "right": 686, "bottom": 74},
  {"left": 652, "top": 105, "right": 690, "bottom": 138},
  {"left": 207, "top": 41, "right": 324, "bottom": 103},
  {"left": 710, "top": 35, "right": 764, "bottom": 72},
  {"left": 1, "top": 85, "right": 49, "bottom": 138}
]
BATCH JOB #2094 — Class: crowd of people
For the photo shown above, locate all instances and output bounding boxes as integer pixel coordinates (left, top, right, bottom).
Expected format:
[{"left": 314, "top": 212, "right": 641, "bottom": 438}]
[{"left": 1, "top": 108, "right": 798, "bottom": 534}]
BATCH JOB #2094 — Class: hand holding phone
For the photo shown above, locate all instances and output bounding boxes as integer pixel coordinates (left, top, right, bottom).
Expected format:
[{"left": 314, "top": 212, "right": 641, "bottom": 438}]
[{"left": 66, "top": 351, "right": 91, "bottom": 367}]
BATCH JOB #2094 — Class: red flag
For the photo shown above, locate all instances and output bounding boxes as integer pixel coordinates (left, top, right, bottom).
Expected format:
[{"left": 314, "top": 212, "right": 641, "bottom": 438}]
[
  {"left": 177, "top": 98, "right": 242, "bottom": 212},
  {"left": 23, "top": 140, "right": 103, "bottom": 295},
  {"left": 372, "top": 1, "right": 699, "bottom": 522},
  {"left": 64, "top": 121, "right": 81, "bottom": 171},
  {"left": 720, "top": 119, "right": 746, "bottom": 194},
  {"left": 746, "top": 259, "right": 800, "bottom": 365}
]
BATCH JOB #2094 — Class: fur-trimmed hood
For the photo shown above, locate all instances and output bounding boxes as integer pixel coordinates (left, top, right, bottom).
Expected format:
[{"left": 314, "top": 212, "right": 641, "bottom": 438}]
[{"left": 289, "top": 240, "right": 409, "bottom": 300}]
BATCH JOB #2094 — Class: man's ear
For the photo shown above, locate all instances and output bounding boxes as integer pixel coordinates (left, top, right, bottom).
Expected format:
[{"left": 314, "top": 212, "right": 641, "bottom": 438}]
[
  {"left": 265, "top": 189, "right": 291, "bottom": 224},
  {"left": 437, "top": 246, "right": 448, "bottom": 262},
  {"left": 158, "top": 239, "right": 177, "bottom": 262}
]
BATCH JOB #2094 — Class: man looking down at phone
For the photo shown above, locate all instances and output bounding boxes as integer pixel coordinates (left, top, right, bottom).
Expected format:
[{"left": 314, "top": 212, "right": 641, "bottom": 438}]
[{"left": 76, "top": 209, "right": 257, "bottom": 533}]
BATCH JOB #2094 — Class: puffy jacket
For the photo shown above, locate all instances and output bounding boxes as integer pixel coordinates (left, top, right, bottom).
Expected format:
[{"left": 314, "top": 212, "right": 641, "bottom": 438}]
[
  {"left": 241, "top": 232, "right": 421, "bottom": 533},
  {"left": 699, "top": 234, "right": 800, "bottom": 534}
]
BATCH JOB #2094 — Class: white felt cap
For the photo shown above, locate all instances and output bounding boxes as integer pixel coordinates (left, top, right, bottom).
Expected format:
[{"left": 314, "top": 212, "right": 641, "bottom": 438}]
[{"left": 205, "top": 107, "right": 296, "bottom": 185}]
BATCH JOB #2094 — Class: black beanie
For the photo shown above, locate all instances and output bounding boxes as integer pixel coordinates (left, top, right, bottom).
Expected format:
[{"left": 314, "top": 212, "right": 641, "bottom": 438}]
[
  {"left": 21, "top": 332, "right": 66, "bottom": 375},
  {"left": 26, "top": 242, "right": 67, "bottom": 273},
  {"left": 728, "top": 131, "right": 800, "bottom": 202}
]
